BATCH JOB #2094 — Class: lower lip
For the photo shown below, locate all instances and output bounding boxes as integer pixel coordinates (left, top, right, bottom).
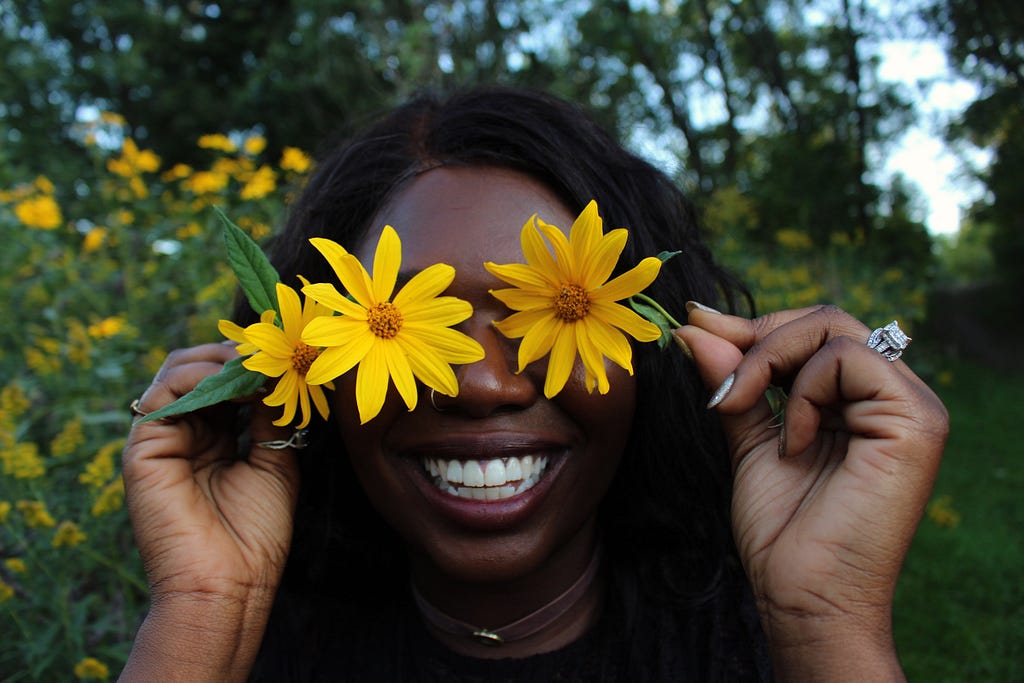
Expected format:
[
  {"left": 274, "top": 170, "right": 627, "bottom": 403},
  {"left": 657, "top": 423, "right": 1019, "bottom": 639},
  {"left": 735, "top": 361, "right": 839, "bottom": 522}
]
[{"left": 403, "top": 452, "right": 566, "bottom": 531}]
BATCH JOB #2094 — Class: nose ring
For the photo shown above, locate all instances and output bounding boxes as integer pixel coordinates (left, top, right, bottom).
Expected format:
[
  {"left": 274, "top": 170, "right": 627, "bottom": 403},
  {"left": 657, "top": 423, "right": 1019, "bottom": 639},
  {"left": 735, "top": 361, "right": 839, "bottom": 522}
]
[{"left": 429, "top": 388, "right": 447, "bottom": 413}]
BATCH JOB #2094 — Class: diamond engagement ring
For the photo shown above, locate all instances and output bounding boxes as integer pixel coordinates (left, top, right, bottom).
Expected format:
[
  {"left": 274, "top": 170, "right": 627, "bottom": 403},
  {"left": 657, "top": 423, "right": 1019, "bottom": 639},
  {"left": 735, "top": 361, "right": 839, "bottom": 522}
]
[{"left": 867, "top": 320, "right": 912, "bottom": 362}]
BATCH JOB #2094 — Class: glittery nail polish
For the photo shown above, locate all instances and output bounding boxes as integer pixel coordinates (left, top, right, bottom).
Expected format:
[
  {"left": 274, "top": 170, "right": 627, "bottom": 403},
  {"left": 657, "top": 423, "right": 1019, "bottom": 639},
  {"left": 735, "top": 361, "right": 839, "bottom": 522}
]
[{"left": 707, "top": 373, "right": 735, "bottom": 409}]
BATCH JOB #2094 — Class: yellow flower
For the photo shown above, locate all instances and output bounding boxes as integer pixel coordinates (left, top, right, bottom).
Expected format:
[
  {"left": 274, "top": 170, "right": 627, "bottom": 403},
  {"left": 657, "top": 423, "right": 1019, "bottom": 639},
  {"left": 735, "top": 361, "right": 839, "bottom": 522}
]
[
  {"left": 91, "top": 477, "right": 124, "bottom": 517},
  {"left": 2, "top": 443, "right": 45, "bottom": 479},
  {"left": 183, "top": 170, "right": 229, "bottom": 195},
  {"left": 83, "top": 227, "right": 108, "bottom": 252},
  {"left": 197, "top": 133, "right": 237, "bottom": 153},
  {"left": 280, "top": 146, "right": 312, "bottom": 173},
  {"left": 5, "top": 558, "right": 26, "bottom": 574},
  {"left": 485, "top": 200, "right": 662, "bottom": 397},
  {"left": 79, "top": 439, "right": 124, "bottom": 489},
  {"left": 87, "top": 316, "right": 127, "bottom": 339},
  {"left": 301, "top": 227, "right": 486, "bottom": 424},
  {"left": 240, "top": 281, "right": 335, "bottom": 428},
  {"left": 33, "top": 175, "right": 56, "bottom": 194},
  {"left": 244, "top": 135, "right": 267, "bottom": 155},
  {"left": 14, "top": 195, "right": 63, "bottom": 229},
  {"left": 74, "top": 657, "right": 110, "bottom": 680},
  {"left": 52, "top": 520, "right": 87, "bottom": 548},
  {"left": 0, "top": 579, "right": 13, "bottom": 604},
  {"left": 16, "top": 500, "right": 56, "bottom": 528},
  {"left": 161, "top": 163, "right": 193, "bottom": 182},
  {"left": 218, "top": 310, "right": 276, "bottom": 356},
  {"left": 0, "top": 501, "right": 11, "bottom": 524},
  {"left": 239, "top": 165, "right": 277, "bottom": 200},
  {"left": 106, "top": 138, "right": 161, "bottom": 176},
  {"left": 51, "top": 417, "right": 84, "bottom": 457}
]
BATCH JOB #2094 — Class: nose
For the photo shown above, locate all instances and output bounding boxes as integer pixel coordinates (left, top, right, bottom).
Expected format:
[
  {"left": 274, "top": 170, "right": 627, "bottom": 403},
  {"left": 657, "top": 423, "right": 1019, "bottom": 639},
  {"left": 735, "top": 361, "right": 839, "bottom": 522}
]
[{"left": 430, "top": 318, "right": 539, "bottom": 417}]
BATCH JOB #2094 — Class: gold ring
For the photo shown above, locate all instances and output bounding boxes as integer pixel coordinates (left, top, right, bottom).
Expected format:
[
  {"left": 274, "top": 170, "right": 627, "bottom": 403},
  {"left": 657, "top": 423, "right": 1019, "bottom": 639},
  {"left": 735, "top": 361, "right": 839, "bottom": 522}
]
[{"left": 129, "top": 399, "right": 147, "bottom": 418}]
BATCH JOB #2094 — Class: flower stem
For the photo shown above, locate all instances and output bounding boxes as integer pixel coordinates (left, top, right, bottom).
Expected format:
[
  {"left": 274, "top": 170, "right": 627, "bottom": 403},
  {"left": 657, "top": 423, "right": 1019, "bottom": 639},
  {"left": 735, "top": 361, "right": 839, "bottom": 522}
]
[{"left": 632, "top": 292, "right": 683, "bottom": 329}]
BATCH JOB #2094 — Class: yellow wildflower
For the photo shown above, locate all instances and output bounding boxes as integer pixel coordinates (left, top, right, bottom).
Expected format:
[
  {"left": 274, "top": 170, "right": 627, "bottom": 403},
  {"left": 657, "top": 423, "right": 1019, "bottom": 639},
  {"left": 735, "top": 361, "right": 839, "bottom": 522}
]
[
  {"left": 197, "top": 133, "right": 237, "bottom": 153},
  {"left": 115, "top": 209, "right": 134, "bottom": 225},
  {"left": 5, "top": 558, "right": 26, "bottom": 574},
  {"left": 129, "top": 175, "right": 148, "bottom": 199},
  {"left": 244, "top": 135, "right": 267, "bottom": 155},
  {"left": 775, "top": 229, "right": 813, "bottom": 251},
  {"left": 16, "top": 500, "right": 56, "bottom": 528},
  {"left": 100, "top": 111, "right": 125, "bottom": 126},
  {"left": 87, "top": 316, "right": 127, "bottom": 339},
  {"left": 239, "top": 165, "right": 277, "bottom": 200},
  {"left": 83, "top": 227, "right": 108, "bottom": 252},
  {"left": 485, "top": 200, "right": 662, "bottom": 397},
  {"left": 0, "top": 501, "right": 11, "bottom": 524},
  {"left": 1, "top": 384, "right": 30, "bottom": 416},
  {"left": 0, "top": 579, "right": 13, "bottom": 604},
  {"left": 175, "top": 221, "right": 203, "bottom": 239},
  {"left": 280, "top": 146, "right": 312, "bottom": 173},
  {"left": 33, "top": 175, "right": 56, "bottom": 194},
  {"left": 161, "top": 163, "right": 194, "bottom": 182},
  {"left": 240, "top": 281, "right": 335, "bottom": 428},
  {"left": 74, "top": 657, "right": 110, "bottom": 680},
  {"left": 106, "top": 138, "right": 161, "bottom": 176},
  {"left": 219, "top": 310, "right": 276, "bottom": 356},
  {"left": 927, "top": 494, "right": 961, "bottom": 529},
  {"left": 91, "top": 477, "right": 125, "bottom": 517},
  {"left": 302, "top": 228, "right": 486, "bottom": 424},
  {"left": 79, "top": 439, "right": 124, "bottom": 488},
  {"left": 2, "top": 443, "right": 45, "bottom": 479},
  {"left": 14, "top": 195, "right": 63, "bottom": 229},
  {"left": 52, "top": 520, "right": 87, "bottom": 548},
  {"left": 50, "top": 418, "right": 84, "bottom": 457},
  {"left": 183, "top": 170, "right": 229, "bottom": 195}
]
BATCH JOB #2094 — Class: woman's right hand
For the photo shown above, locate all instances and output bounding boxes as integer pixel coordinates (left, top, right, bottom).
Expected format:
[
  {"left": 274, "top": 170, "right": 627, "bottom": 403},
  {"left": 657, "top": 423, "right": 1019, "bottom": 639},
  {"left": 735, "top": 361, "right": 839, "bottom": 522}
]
[{"left": 120, "top": 343, "right": 300, "bottom": 681}]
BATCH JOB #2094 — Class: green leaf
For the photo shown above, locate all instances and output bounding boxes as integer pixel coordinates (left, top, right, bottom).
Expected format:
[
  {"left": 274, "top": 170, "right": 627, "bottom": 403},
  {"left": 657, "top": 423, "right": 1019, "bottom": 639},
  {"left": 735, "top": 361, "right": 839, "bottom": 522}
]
[
  {"left": 628, "top": 296, "right": 675, "bottom": 350},
  {"left": 218, "top": 206, "right": 280, "bottom": 316},
  {"left": 138, "top": 356, "right": 267, "bottom": 423},
  {"left": 656, "top": 249, "right": 682, "bottom": 263}
]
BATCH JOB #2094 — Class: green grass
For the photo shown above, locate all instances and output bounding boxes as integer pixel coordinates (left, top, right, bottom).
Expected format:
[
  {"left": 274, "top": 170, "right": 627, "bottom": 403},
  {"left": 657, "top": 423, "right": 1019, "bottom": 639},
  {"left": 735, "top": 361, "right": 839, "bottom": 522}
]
[{"left": 894, "top": 356, "right": 1024, "bottom": 681}]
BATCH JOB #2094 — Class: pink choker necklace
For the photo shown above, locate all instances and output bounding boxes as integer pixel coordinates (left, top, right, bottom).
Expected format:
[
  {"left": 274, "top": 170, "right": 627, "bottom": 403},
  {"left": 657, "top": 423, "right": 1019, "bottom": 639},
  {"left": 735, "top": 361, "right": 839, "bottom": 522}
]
[{"left": 410, "top": 548, "right": 602, "bottom": 647}]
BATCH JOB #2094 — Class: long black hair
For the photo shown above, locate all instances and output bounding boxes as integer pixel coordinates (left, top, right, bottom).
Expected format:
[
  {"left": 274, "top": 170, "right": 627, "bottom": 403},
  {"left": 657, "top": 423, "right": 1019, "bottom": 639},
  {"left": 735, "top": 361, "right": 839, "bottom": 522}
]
[{"left": 250, "top": 86, "right": 765, "bottom": 680}]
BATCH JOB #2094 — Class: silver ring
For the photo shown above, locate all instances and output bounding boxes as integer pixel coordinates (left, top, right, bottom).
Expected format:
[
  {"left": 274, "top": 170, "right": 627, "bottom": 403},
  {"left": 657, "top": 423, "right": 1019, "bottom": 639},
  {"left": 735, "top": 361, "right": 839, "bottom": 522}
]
[
  {"left": 867, "top": 320, "right": 911, "bottom": 362},
  {"left": 429, "top": 388, "right": 446, "bottom": 413},
  {"left": 255, "top": 429, "right": 309, "bottom": 450}
]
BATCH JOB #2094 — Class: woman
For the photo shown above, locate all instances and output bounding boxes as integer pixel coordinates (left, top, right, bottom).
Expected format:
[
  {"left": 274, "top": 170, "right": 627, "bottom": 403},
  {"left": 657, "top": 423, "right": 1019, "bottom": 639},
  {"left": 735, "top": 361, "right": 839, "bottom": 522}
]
[{"left": 120, "top": 87, "right": 948, "bottom": 681}]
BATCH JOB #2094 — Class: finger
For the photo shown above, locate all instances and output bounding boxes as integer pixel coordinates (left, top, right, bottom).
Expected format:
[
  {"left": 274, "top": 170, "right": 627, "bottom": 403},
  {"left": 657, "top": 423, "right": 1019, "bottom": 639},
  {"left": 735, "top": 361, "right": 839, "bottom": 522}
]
[
  {"left": 781, "top": 336, "right": 947, "bottom": 465},
  {"left": 685, "top": 302, "right": 830, "bottom": 352},
  {"left": 705, "top": 306, "right": 871, "bottom": 414}
]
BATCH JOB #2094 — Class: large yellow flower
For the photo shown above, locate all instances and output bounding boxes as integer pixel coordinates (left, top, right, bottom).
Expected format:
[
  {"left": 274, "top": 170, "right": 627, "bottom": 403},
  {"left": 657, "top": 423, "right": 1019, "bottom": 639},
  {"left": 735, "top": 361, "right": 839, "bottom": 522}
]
[
  {"left": 485, "top": 200, "right": 662, "bottom": 398},
  {"left": 239, "top": 280, "right": 334, "bottom": 428},
  {"left": 301, "top": 227, "right": 485, "bottom": 424}
]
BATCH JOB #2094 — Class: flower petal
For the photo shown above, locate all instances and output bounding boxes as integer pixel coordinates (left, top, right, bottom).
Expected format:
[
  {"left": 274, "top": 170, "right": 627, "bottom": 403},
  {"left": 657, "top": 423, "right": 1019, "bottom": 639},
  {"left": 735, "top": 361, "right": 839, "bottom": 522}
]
[
  {"left": 536, "top": 218, "right": 575, "bottom": 281},
  {"left": 302, "top": 315, "right": 368, "bottom": 347},
  {"left": 516, "top": 313, "right": 562, "bottom": 370},
  {"left": 543, "top": 324, "right": 578, "bottom": 398},
  {"left": 244, "top": 323, "right": 293, "bottom": 359},
  {"left": 401, "top": 296, "right": 474, "bottom": 327},
  {"left": 591, "top": 256, "right": 661, "bottom": 302},
  {"left": 400, "top": 324, "right": 485, "bottom": 364},
  {"left": 574, "top": 322, "right": 610, "bottom": 394},
  {"left": 276, "top": 283, "right": 302, "bottom": 341},
  {"left": 383, "top": 340, "right": 418, "bottom": 411},
  {"left": 580, "top": 228, "right": 627, "bottom": 290},
  {"left": 305, "top": 331, "right": 375, "bottom": 385},
  {"left": 309, "top": 383, "right": 331, "bottom": 421},
  {"left": 396, "top": 336, "right": 460, "bottom": 396},
  {"left": 590, "top": 300, "right": 662, "bottom": 342},
  {"left": 392, "top": 263, "right": 455, "bottom": 309},
  {"left": 243, "top": 352, "right": 291, "bottom": 377},
  {"left": 489, "top": 287, "right": 554, "bottom": 312},
  {"left": 309, "top": 238, "right": 375, "bottom": 307},
  {"left": 355, "top": 343, "right": 390, "bottom": 423},
  {"left": 483, "top": 262, "right": 554, "bottom": 291},
  {"left": 569, "top": 200, "right": 601, "bottom": 272},
  {"left": 263, "top": 371, "right": 298, "bottom": 426},
  {"left": 372, "top": 226, "right": 401, "bottom": 303},
  {"left": 295, "top": 383, "right": 312, "bottom": 429},
  {"left": 492, "top": 308, "right": 553, "bottom": 339},
  {"left": 302, "top": 283, "right": 367, "bottom": 319},
  {"left": 583, "top": 317, "right": 634, "bottom": 374},
  {"left": 520, "top": 216, "right": 559, "bottom": 279}
]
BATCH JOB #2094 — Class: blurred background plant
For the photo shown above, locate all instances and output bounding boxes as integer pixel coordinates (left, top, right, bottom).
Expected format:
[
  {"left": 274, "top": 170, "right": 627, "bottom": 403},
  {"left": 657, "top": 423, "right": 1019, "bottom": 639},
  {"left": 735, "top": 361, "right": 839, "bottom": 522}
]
[{"left": 1, "top": 0, "right": 1020, "bottom": 679}]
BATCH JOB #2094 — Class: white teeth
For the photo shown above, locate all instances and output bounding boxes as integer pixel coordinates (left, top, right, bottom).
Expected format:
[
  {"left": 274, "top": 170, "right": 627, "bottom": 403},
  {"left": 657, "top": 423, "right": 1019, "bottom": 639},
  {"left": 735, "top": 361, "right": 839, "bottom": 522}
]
[
  {"left": 462, "top": 460, "right": 485, "bottom": 487},
  {"left": 422, "top": 454, "right": 552, "bottom": 501}
]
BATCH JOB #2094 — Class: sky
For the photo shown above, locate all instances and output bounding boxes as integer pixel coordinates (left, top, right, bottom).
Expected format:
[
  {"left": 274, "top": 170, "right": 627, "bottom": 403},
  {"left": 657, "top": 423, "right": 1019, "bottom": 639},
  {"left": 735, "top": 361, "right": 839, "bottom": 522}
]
[{"left": 875, "top": 39, "right": 990, "bottom": 235}]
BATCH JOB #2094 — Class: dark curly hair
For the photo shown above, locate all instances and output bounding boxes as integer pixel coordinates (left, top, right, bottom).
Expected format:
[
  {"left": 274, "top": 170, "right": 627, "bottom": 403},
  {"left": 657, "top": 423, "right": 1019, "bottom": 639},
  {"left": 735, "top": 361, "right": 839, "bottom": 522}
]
[{"left": 248, "top": 86, "right": 767, "bottom": 681}]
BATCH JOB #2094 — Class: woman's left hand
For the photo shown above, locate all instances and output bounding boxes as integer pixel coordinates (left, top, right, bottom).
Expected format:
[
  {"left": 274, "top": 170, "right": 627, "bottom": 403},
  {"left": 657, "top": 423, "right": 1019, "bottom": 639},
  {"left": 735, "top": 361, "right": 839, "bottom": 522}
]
[{"left": 675, "top": 304, "right": 948, "bottom": 679}]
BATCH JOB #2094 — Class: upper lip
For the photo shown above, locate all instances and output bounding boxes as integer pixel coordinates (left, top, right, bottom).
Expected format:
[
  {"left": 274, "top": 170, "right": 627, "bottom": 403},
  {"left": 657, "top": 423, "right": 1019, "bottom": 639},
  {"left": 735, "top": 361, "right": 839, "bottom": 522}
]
[{"left": 393, "top": 431, "right": 570, "bottom": 461}]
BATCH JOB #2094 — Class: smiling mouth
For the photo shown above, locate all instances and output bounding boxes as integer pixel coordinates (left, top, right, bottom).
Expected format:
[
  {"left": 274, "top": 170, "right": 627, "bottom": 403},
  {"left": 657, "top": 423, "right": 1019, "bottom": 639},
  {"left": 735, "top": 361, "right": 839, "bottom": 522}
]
[{"left": 422, "top": 455, "right": 552, "bottom": 501}]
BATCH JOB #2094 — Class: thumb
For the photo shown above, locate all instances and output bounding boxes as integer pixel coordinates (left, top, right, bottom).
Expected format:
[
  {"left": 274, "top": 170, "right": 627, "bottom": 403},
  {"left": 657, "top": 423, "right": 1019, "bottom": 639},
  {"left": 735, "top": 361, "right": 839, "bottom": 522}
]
[{"left": 674, "top": 325, "right": 775, "bottom": 468}]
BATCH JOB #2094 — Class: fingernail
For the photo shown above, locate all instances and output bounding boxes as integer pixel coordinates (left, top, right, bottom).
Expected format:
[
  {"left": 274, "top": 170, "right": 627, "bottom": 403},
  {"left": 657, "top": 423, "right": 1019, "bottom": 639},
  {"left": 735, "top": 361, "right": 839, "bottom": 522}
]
[
  {"left": 673, "top": 334, "right": 694, "bottom": 361},
  {"left": 707, "top": 373, "right": 734, "bottom": 409},
  {"left": 777, "top": 425, "right": 787, "bottom": 459},
  {"left": 686, "top": 301, "right": 721, "bottom": 315}
]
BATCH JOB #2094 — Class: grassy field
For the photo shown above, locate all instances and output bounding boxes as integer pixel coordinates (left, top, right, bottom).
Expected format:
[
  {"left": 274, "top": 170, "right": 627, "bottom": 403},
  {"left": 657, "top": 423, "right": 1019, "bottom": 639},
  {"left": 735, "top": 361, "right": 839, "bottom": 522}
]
[{"left": 894, "top": 355, "right": 1024, "bottom": 681}]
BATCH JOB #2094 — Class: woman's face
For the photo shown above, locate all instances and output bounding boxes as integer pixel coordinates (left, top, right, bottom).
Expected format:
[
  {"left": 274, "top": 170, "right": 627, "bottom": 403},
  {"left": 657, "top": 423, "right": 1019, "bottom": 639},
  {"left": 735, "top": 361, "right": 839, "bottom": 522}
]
[{"left": 332, "top": 166, "right": 636, "bottom": 586}]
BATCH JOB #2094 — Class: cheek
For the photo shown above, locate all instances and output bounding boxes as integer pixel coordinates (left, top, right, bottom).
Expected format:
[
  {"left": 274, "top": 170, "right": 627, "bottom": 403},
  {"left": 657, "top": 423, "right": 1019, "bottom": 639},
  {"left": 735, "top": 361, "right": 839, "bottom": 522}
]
[{"left": 555, "top": 363, "right": 636, "bottom": 459}]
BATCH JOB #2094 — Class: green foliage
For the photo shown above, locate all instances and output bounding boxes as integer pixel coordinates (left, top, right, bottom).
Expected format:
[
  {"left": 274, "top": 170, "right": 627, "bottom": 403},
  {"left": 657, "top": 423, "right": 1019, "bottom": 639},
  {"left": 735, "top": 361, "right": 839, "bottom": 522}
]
[{"left": 0, "top": 124, "right": 311, "bottom": 679}]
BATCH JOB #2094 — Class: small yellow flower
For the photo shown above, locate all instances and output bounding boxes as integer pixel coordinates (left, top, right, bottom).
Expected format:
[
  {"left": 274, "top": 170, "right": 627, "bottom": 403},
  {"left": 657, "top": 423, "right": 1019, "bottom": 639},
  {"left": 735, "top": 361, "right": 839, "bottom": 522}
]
[
  {"left": 51, "top": 417, "right": 84, "bottom": 457},
  {"left": 161, "top": 163, "right": 193, "bottom": 182},
  {"left": 83, "top": 227, "right": 108, "bottom": 252},
  {"left": 0, "top": 579, "right": 13, "bottom": 604},
  {"left": 183, "top": 170, "right": 229, "bottom": 195},
  {"left": 280, "top": 146, "right": 312, "bottom": 173},
  {"left": 218, "top": 310, "right": 276, "bottom": 356},
  {"left": 33, "top": 175, "right": 56, "bottom": 194},
  {"left": 87, "top": 316, "right": 127, "bottom": 339},
  {"left": 74, "top": 657, "right": 110, "bottom": 680},
  {"left": 244, "top": 135, "right": 267, "bottom": 155},
  {"left": 79, "top": 439, "right": 124, "bottom": 489},
  {"left": 5, "top": 558, "right": 26, "bottom": 574},
  {"left": 14, "top": 195, "right": 63, "bottom": 229},
  {"left": 198, "top": 133, "right": 237, "bottom": 153},
  {"left": 485, "top": 200, "right": 662, "bottom": 397},
  {"left": 302, "top": 228, "right": 486, "bottom": 424},
  {"left": 240, "top": 281, "right": 335, "bottom": 428},
  {"left": 239, "top": 165, "right": 277, "bottom": 200},
  {"left": 2, "top": 443, "right": 45, "bottom": 479},
  {"left": 16, "top": 500, "right": 56, "bottom": 528},
  {"left": 927, "top": 494, "right": 961, "bottom": 529},
  {"left": 0, "top": 501, "right": 11, "bottom": 524},
  {"left": 91, "top": 477, "right": 125, "bottom": 517},
  {"left": 52, "top": 520, "right": 87, "bottom": 548}
]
